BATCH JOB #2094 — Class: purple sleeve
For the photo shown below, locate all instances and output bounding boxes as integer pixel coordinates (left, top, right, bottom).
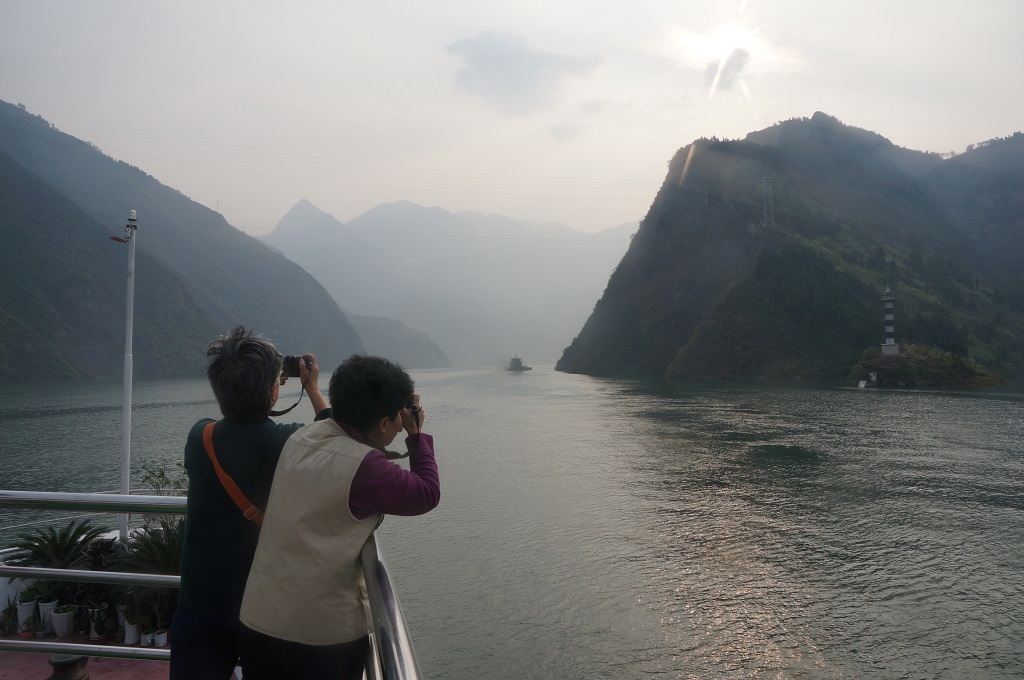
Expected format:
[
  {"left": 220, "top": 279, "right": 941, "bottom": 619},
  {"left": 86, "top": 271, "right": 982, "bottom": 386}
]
[{"left": 349, "top": 433, "right": 440, "bottom": 519}]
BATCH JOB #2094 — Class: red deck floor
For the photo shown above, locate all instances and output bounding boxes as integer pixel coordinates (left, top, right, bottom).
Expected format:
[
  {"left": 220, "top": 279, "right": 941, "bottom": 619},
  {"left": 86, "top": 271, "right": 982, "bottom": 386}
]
[{"left": 0, "top": 650, "right": 169, "bottom": 679}]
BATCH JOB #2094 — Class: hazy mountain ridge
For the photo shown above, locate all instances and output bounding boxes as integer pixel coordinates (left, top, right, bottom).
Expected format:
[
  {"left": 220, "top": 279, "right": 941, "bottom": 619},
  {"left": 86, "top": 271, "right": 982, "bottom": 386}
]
[
  {"left": 264, "top": 199, "right": 637, "bottom": 368},
  {"left": 558, "top": 112, "right": 1024, "bottom": 380},
  {"left": 0, "top": 147, "right": 219, "bottom": 379},
  {"left": 0, "top": 100, "right": 364, "bottom": 380}
]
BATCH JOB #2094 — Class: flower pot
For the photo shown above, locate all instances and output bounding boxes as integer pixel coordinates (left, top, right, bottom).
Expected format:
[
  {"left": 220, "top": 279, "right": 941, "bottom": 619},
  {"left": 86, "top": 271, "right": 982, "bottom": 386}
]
[
  {"left": 87, "top": 607, "right": 108, "bottom": 640},
  {"left": 16, "top": 601, "right": 37, "bottom": 633},
  {"left": 141, "top": 631, "right": 155, "bottom": 647},
  {"left": 18, "top": 631, "right": 33, "bottom": 640},
  {"left": 51, "top": 610, "right": 74, "bottom": 638},
  {"left": 38, "top": 599, "right": 59, "bottom": 634},
  {"left": 154, "top": 629, "right": 168, "bottom": 647},
  {"left": 123, "top": 621, "right": 140, "bottom": 645}
]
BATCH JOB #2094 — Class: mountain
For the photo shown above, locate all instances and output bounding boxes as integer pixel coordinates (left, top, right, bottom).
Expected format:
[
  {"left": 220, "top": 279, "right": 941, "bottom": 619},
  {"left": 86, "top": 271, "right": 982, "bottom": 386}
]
[
  {"left": 557, "top": 112, "right": 1024, "bottom": 380},
  {"left": 0, "top": 100, "right": 364, "bottom": 380},
  {"left": 263, "top": 199, "right": 636, "bottom": 368},
  {"left": 915, "top": 132, "right": 1024, "bottom": 291},
  {"left": 0, "top": 148, "right": 218, "bottom": 379},
  {"left": 347, "top": 314, "right": 452, "bottom": 369}
]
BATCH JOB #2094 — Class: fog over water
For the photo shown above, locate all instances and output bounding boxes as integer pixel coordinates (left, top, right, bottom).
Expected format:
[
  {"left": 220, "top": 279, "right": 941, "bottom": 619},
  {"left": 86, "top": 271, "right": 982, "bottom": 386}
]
[{"left": 1, "top": 369, "right": 1022, "bottom": 678}]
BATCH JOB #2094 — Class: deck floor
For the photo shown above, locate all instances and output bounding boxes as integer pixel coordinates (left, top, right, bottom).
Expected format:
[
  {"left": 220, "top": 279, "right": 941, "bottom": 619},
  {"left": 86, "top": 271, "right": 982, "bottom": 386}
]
[{"left": 0, "top": 650, "right": 169, "bottom": 678}]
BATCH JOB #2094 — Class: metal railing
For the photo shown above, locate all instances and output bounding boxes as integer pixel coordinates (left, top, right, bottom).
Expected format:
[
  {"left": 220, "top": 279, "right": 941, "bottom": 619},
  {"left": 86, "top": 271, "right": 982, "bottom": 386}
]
[{"left": 0, "top": 489, "right": 423, "bottom": 679}]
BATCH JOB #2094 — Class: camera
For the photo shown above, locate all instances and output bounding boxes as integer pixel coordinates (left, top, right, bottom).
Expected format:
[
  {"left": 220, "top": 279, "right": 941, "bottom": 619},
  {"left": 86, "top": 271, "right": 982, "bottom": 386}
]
[{"left": 282, "top": 355, "right": 311, "bottom": 377}]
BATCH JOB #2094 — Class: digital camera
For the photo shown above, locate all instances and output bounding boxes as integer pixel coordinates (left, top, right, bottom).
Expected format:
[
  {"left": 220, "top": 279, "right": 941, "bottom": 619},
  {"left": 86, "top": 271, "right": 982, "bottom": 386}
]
[{"left": 282, "top": 355, "right": 311, "bottom": 377}]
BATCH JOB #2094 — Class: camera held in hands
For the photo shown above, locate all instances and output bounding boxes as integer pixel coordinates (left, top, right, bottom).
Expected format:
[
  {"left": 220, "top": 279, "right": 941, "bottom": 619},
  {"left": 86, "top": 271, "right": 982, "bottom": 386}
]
[{"left": 282, "top": 355, "right": 312, "bottom": 378}]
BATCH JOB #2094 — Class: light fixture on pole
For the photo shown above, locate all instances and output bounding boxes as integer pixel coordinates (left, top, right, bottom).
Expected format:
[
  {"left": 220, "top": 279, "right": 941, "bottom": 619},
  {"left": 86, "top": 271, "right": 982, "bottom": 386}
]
[{"left": 110, "top": 210, "right": 138, "bottom": 541}]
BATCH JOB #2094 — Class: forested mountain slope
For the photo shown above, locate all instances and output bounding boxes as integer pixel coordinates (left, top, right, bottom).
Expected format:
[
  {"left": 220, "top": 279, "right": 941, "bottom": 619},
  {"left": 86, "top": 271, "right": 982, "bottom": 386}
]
[
  {"left": 0, "top": 149, "right": 218, "bottom": 379},
  {"left": 558, "top": 113, "right": 1024, "bottom": 380},
  {"left": 0, "top": 101, "right": 363, "bottom": 380}
]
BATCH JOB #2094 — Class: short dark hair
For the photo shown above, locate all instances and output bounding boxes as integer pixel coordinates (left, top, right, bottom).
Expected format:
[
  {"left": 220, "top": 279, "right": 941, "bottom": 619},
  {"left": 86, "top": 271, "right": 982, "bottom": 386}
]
[
  {"left": 329, "top": 355, "right": 414, "bottom": 434},
  {"left": 206, "top": 326, "right": 283, "bottom": 421}
]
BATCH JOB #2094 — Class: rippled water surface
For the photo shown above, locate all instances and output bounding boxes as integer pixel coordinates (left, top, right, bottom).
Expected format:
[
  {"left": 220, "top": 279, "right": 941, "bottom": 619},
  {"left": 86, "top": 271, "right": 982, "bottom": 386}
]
[{"left": 2, "top": 370, "right": 1022, "bottom": 678}]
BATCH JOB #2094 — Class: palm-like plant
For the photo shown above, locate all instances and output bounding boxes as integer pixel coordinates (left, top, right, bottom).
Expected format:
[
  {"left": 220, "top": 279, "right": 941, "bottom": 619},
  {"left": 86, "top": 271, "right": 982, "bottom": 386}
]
[
  {"left": 7, "top": 518, "right": 109, "bottom": 604},
  {"left": 7, "top": 518, "right": 108, "bottom": 570},
  {"left": 122, "top": 516, "right": 184, "bottom": 629}
]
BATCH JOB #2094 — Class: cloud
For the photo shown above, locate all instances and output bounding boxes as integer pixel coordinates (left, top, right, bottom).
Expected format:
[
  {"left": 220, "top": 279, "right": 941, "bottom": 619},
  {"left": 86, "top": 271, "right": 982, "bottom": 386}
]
[
  {"left": 447, "top": 31, "right": 601, "bottom": 114},
  {"left": 704, "top": 48, "right": 750, "bottom": 96}
]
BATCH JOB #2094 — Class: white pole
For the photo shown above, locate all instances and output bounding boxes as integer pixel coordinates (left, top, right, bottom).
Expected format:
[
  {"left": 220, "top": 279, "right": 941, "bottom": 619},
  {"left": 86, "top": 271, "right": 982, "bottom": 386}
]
[{"left": 118, "top": 210, "right": 138, "bottom": 541}]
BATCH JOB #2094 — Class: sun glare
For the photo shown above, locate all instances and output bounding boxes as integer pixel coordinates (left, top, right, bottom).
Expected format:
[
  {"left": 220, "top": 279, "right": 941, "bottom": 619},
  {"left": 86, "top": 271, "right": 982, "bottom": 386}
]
[{"left": 675, "top": 24, "right": 756, "bottom": 64}]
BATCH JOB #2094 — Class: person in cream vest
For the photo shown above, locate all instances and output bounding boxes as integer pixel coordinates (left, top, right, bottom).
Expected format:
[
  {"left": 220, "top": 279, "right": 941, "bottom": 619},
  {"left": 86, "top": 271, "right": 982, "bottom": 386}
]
[{"left": 238, "top": 355, "right": 440, "bottom": 680}]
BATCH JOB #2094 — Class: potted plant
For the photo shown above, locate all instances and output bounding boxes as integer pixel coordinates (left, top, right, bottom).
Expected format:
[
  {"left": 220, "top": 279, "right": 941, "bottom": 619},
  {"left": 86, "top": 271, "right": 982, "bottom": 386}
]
[
  {"left": 51, "top": 604, "right": 76, "bottom": 638},
  {"left": 139, "top": 615, "right": 155, "bottom": 647},
  {"left": 120, "top": 590, "right": 141, "bottom": 645},
  {"left": 21, "top": 580, "right": 59, "bottom": 634},
  {"left": 83, "top": 600, "right": 118, "bottom": 640},
  {"left": 1, "top": 597, "right": 17, "bottom": 636},
  {"left": 121, "top": 516, "right": 184, "bottom": 644},
  {"left": 18, "top": 613, "right": 42, "bottom": 639},
  {"left": 123, "top": 614, "right": 141, "bottom": 645},
  {"left": 15, "top": 590, "right": 37, "bottom": 634},
  {"left": 6, "top": 518, "right": 108, "bottom": 606}
]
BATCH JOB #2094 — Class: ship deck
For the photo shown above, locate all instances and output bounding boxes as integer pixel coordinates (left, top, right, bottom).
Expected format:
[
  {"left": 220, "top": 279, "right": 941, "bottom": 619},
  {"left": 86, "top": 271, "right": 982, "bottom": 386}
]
[{"left": 0, "top": 649, "right": 170, "bottom": 679}]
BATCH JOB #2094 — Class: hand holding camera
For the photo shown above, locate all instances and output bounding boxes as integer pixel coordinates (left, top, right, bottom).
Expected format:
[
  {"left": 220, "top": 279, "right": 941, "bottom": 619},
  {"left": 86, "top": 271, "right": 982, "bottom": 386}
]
[
  {"left": 281, "top": 354, "right": 313, "bottom": 378},
  {"left": 402, "top": 393, "right": 424, "bottom": 435}
]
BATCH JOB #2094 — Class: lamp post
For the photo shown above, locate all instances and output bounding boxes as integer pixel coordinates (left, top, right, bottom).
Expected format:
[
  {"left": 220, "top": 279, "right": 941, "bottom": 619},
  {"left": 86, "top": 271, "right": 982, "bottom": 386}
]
[{"left": 111, "top": 210, "right": 138, "bottom": 541}]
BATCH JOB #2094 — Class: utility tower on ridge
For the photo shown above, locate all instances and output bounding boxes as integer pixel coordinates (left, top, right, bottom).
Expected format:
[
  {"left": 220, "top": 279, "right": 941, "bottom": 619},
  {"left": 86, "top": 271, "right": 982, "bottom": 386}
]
[{"left": 762, "top": 176, "right": 775, "bottom": 228}]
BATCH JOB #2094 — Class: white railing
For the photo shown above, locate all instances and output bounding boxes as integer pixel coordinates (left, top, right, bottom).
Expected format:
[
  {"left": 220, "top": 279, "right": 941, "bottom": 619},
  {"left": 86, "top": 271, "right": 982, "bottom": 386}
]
[{"left": 0, "top": 489, "right": 423, "bottom": 679}]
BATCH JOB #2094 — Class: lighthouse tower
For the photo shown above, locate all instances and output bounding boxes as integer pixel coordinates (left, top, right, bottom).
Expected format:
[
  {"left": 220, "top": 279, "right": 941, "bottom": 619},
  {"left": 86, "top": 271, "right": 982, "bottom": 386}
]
[{"left": 881, "top": 287, "right": 899, "bottom": 356}]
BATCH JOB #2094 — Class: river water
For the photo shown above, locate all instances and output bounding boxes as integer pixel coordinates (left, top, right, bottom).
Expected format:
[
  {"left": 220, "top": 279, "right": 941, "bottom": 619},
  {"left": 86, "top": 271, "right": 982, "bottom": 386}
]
[{"left": 1, "top": 368, "right": 1022, "bottom": 678}]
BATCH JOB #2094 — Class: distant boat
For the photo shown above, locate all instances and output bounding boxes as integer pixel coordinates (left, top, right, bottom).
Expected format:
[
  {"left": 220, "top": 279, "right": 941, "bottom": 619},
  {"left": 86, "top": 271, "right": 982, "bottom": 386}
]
[{"left": 507, "top": 355, "right": 532, "bottom": 372}]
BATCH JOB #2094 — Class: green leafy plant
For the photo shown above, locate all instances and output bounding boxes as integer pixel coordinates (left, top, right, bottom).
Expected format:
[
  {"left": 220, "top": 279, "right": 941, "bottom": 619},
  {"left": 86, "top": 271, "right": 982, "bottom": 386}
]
[
  {"left": 1, "top": 596, "right": 17, "bottom": 636},
  {"left": 20, "top": 579, "right": 57, "bottom": 604},
  {"left": 6, "top": 518, "right": 109, "bottom": 604},
  {"left": 121, "top": 516, "right": 184, "bottom": 630},
  {"left": 139, "top": 461, "right": 189, "bottom": 497},
  {"left": 22, "top": 613, "right": 42, "bottom": 633}
]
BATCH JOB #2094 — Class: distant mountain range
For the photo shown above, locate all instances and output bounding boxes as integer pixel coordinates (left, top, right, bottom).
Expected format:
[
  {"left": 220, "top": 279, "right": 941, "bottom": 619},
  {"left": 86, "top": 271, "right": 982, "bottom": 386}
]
[
  {"left": 557, "top": 112, "right": 1024, "bottom": 380},
  {"left": 262, "top": 199, "right": 636, "bottom": 368},
  {"left": 0, "top": 99, "right": 633, "bottom": 379},
  {"left": 6, "top": 100, "right": 1018, "bottom": 384}
]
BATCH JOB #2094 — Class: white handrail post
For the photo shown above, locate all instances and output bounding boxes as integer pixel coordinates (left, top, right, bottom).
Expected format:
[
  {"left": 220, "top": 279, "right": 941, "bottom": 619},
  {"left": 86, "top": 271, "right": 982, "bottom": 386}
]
[{"left": 118, "top": 210, "right": 139, "bottom": 541}]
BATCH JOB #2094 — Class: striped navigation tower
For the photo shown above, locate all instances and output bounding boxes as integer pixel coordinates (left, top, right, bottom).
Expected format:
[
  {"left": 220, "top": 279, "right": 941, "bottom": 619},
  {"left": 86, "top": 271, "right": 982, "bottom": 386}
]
[{"left": 881, "top": 287, "right": 899, "bottom": 356}]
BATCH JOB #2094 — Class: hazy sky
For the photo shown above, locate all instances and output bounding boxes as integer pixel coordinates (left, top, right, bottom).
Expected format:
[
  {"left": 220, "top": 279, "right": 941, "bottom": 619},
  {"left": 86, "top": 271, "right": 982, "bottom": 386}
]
[{"left": 2, "top": 1, "right": 1021, "bottom": 235}]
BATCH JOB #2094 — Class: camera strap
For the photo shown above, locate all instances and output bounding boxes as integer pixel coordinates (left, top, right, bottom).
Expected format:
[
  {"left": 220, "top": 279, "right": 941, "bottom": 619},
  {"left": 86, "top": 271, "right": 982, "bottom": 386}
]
[
  {"left": 202, "top": 422, "right": 264, "bottom": 526},
  {"left": 269, "top": 375, "right": 309, "bottom": 417}
]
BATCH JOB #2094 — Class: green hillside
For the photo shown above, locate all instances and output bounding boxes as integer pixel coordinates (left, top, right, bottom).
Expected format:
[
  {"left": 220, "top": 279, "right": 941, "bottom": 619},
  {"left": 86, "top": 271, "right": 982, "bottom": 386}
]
[
  {"left": 558, "top": 113, "right": 1024, "bottom": 382},
  {"left": 0, "top": 149, "right": 217, "bottom": 379},
  {"left": 0, "top": 101, "right": 365, "bottom": 380}
]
